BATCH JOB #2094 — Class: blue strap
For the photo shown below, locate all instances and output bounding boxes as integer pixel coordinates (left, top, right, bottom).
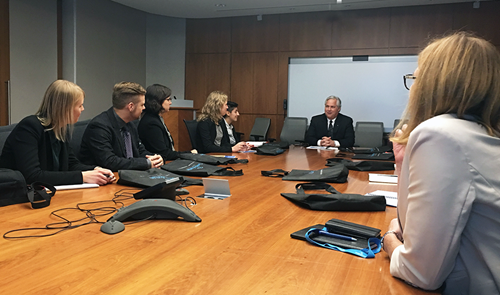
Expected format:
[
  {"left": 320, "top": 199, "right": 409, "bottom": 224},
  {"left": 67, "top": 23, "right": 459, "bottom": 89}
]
[{"left": 305, "top": 227, "right": 381, "bottom": 258}]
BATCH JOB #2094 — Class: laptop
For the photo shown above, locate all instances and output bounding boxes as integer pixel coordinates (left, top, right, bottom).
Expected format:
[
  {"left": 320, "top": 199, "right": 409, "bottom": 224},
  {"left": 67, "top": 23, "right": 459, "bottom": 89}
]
[{"left": 201, "top": 178, "right": 231, "bottom": 200}]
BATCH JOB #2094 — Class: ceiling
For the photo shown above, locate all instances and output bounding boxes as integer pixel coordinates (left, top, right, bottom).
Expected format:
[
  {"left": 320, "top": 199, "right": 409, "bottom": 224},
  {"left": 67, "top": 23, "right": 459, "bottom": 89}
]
[{"left": 111, "top": 0, "right": 479, "bottom": 19}]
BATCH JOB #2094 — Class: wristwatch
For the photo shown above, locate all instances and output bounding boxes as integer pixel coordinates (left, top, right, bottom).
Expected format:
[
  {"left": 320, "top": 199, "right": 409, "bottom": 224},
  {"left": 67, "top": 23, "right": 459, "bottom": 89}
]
[{"left": 381, "top": 230, "right": 397, "bottom": 249}]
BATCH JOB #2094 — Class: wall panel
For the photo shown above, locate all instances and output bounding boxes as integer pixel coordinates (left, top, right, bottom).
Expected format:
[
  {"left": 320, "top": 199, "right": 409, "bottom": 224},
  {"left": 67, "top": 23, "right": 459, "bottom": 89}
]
[
  {"left": 186, "top": 18, "right": 231, "bottom": 54},
  {"left": 453, "top": 1, "right": 500, "bottom": 46},
  {"left": 231, "top": 15, "right": 280, "bottom": 53},
  {"left": 279, "top": 11, "right": 332, "bottom": 52}
]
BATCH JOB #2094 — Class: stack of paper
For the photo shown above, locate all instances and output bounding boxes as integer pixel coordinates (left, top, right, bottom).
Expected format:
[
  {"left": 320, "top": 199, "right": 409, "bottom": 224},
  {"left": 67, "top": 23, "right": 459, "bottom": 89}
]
[
  {"left": 366, "top": 190, "right": 398, "bottom": 207},
  {"left": 368, "top": 173, "right": 398, "bottom": 184}
]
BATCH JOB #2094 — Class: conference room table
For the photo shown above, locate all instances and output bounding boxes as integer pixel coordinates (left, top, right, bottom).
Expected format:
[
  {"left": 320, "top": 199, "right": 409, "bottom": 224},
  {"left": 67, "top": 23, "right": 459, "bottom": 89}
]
[{"left": 0, "top": 146, "right": 440, "bottom": 295}]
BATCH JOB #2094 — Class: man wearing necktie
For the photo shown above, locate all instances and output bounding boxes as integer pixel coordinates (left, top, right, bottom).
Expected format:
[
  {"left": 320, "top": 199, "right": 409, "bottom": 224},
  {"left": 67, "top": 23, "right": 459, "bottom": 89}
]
[
  {"left": 79, "top": 82, "right": 164, "bottom": 171},
  {"left": 305, "top": 96, "right": 355, "bottom": 148}
]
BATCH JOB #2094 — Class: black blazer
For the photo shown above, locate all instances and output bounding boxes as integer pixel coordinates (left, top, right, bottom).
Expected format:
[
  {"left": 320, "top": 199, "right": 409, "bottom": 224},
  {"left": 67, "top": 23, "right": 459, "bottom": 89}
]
[
  {"left": 196, "top": 118, "right": 233, "bottom": 153},
  {"left": 0, "top": 115, "right": 94, "bottom": 185},
  {"left": 138, "top": 112, "right": 180, "bottom": 161},
  {"left": 305, "top": 113, "right": 355, "bottom": 147},
  {"left": 79, "top": 107, "right": 152, "bottom": 171}
]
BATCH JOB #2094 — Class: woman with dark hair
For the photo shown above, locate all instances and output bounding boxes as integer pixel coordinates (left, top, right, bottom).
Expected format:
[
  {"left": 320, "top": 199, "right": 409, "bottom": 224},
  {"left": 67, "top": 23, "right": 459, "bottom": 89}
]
[
  {"left": 138, "top": 84, "right": 180, "bottom": 160},
  {"left": 382, "top": 32, "right": 500, "bottom": 294},
  {"left": 0, "top": 80, "right": 115, "bottom": 185}
]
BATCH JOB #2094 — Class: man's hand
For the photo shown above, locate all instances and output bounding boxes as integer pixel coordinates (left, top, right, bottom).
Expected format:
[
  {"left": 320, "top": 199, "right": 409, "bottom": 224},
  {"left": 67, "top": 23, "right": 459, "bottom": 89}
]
[{"left": 146, "top": 154, "right": 164, "bottom": 168}]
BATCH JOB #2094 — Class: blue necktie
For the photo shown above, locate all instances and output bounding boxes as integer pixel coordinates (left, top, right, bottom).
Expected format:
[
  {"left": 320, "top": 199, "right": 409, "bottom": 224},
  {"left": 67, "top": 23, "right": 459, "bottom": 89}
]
[{"left": 122, "top": 127, "right": 133, "bottom": 158}]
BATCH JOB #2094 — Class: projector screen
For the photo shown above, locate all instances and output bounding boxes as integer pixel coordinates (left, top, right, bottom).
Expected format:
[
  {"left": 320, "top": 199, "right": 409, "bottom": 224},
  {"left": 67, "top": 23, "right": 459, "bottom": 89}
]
[{"left": 287, "top": 55, "right": 418, "bottom": 132}]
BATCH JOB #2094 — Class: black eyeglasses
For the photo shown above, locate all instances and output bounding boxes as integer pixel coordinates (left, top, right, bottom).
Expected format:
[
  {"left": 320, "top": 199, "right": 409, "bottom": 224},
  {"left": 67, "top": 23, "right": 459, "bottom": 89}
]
[{"left": 403, "top": 74, "right": 416, "bottom": 90}]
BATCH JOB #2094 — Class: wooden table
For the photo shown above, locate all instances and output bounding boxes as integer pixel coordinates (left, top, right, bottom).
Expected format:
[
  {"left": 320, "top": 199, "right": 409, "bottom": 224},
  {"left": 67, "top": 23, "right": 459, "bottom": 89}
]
[{"left": 0, "top": 147, "right": 439, "bottom": 295}]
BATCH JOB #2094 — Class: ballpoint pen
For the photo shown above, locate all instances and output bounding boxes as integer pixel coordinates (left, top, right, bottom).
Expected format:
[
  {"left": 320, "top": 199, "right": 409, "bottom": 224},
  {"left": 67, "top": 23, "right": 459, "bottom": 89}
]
[{"left": 319, "top": 230, "right": 357, "bottom": 241}]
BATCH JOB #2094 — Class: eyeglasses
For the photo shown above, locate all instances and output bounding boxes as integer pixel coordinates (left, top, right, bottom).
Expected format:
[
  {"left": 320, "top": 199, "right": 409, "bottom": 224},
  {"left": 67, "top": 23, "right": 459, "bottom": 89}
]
[{"left": 403, "top": 74, "right": 416, "bottom": 90}]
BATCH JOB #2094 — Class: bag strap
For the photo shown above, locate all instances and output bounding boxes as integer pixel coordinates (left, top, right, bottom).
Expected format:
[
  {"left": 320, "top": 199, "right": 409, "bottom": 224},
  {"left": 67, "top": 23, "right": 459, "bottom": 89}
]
[
  {"left": 27, "top": 182, "right": 57, "bottom": 209},
  {"left": 305, "top": 227, "right": 381, "bottom": 258},
  {"left": 229, "top": 159, "right": 249, "bottom": 164},
  {"left": 261, "top": 169, "right": 289, "bottom": 177},
  {"left": 295, "top": 182, "right": 340, "bottom": 194},
  {"left": 212, "top": 167, "right": 244, "bottom": 176}
]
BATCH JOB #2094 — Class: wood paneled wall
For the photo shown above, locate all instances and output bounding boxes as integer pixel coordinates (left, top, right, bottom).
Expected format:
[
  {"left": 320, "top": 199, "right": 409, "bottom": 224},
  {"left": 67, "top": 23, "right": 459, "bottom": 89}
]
[{"left": 185, "top": 2, "right": 500, "bottom": 141}]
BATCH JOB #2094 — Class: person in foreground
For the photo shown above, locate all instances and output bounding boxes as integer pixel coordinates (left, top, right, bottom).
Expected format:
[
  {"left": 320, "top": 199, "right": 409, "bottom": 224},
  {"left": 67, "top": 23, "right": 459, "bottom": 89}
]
[
  {"left": 382, "top": 32, "right": 500, "bottom": 294},
  {"left": 79, "top": 82, "right": 163, "bottom": 171},
  {"left": 196, "top": 91, "right": 250, "bottom": 153},
  {"left": 138, "top": 84, "right": 181, "bottom": 161},
  {"left": 305, "top": 96, "right": 354, "bottom": 147},
  {"left": 0, "top": 80, "right": 115, "bottom": 186}
]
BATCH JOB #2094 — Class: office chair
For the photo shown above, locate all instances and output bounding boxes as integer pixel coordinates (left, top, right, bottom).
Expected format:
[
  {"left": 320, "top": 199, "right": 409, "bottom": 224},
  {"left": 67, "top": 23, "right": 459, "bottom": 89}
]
[
  {"left": 393, "top": 119, "right": 401, "bottom": 129},
  {"left": 70, "top": 119, "right": 91, "bottom": 157},
  {"left": 279, "top": 117, "right": 308, "bottom": 145},
  {"left": 354, "top": 121, "right": 384, "bottom": 148},
  {"left": 0, "top": 123, "right": 17, "bottom": 156},
  {"left": 183, "top": 119, "right": 199, "bottom": 150},
  {"left": 249, "top": 117, "right": 271, "bottom": 141}
]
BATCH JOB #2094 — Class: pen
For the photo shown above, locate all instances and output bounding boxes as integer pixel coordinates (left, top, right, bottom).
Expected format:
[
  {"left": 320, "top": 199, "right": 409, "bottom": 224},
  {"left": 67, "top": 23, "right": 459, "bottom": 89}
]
[{"left": 318, "top": 230, "right": 357, "bottom": 241}]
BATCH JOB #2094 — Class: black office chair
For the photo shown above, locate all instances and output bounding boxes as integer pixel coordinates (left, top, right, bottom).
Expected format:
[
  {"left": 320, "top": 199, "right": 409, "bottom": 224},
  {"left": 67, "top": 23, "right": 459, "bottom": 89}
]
[
  {"left": 393, "top": 119, "right": 401, "bottom": 129},
  {"left": 183, "top": 119, "right": 198, "bottom": 150},
  {"left": 279, "top": 117, "right": 308, "bottom": 145},
  {"left": 249, "top": 117, "right": 271, "bottom": 141},
  {"left": 70, "top": 119, "right": 91, "bottom": 157},
  {"left": 354, "top": 121, "right": 384, "bottom": 148},
  {"left": 0, "top": 123, "right": 17, "bottom": 156}
]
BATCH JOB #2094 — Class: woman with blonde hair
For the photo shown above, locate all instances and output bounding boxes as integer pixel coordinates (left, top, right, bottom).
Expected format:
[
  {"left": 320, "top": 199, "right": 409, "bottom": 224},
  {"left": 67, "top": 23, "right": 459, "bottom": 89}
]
[
  {"left": 196, "top": 91, "right": 249, "bottom": 153},
  {"left": 382, "top": 32, "right": 500, "bottom": 294},
  {"left": 0, "top": 80, "right": 115, "bottom": 185}
]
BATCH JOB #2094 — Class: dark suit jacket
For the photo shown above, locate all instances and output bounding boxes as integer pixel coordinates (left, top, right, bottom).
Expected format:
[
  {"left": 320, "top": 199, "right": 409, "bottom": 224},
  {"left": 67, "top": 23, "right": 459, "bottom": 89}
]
[
  {"left": 79, "top": 107, "right": 152, "bottom": 171},
  {"left": 305, "top": 113, "right": 355, "bottom": 147},
  {"left": 196, "top": 118, "right": 233, "bottom": 153},
  {"left": 138, "top": 112, "right": 180, "bottom": 161},
  {"left": 0, "top": 115, "right": 94, "bottom": 185}
]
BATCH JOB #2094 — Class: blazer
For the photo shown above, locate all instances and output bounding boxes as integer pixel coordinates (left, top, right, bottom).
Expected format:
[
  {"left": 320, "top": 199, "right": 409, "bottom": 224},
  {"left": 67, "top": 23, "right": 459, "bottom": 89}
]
[
  {"left": 79, "top": 107, "right": 152, "bottom": 171},
  {"left": 138, "top": 112, "right": 180, "bottom": 161},
  {"left": 0, "top": 115, "right": 94, "bottom": 185},
  {"left": 305, "top": 113, "right": 355, "bottom": 147},
  {"left": 196, "top": 118, "right": 233, "bottom": 153}
]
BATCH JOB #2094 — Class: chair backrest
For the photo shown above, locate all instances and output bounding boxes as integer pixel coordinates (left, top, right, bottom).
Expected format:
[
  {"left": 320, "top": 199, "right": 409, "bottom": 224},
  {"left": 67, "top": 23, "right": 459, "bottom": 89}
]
[
  {"left": 183, "top": 119, "right": 198, "bottom": 150},
  {"left": 0, "top": 123, "right": 17, "bottom": 156},
  {"left": 354, "top": 121, "right": 384, "bottom": 148},
  {"left": 393, "top": 119, "right": 401, "bottom": 129},
  {"left": 280, "top": 117, "right": 308, "bottom": 144},
  {"left": 70, "top": 119, "right": 91, "bottom": 157},
  {"left": 249, "top": 117, "right": 271, "bottom": 141}
]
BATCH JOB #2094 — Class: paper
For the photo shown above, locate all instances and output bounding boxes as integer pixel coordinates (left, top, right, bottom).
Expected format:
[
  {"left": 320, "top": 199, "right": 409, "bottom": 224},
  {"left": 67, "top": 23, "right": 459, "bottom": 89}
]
[
  {"left": 366, "top": 190, "right": 398, "bottom": 207},
  {"left": 246, "top": 141, "right": 267, "bottom": 147},
  {"left": 306, "top": 146, "right": 338, "bottom": 150},
  {"left": 54, "top": 183, "right": 99, "bottom": 191},
  {"left": 368, "top": 173, "right": 397, "bottom": 184}
]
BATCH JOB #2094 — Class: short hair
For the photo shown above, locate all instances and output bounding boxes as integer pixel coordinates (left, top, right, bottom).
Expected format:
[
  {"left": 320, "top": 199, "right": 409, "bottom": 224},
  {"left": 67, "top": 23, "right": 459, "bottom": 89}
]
[
  {"left": 112, "top": 81, "right": 146, "bottom": 109},
  {"left": 393, "top": 32, "right": 500, "bottom": 144},
  {"left": 227, "top": 101, "right": 238, "bottom": 113},
  {"left": 197, "top": 91, "right": 228, "bottom": 124},
  {"left": 325, "top": 96, "right": 341, "bottom": 107},
  {"left": 37, "top": 80, "right": 85, "bottom": 142},
  {"left": 144, "top": 84, "right": 172, "bottom": 114}
]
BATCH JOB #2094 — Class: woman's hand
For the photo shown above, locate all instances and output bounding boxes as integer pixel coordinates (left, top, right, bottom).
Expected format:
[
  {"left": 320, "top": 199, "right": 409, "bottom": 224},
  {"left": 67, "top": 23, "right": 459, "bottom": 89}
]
[
  {"left": 231, "top": 142, "right": 247, "bottom": 152},
  {"left": 82, "top": 168, "right": 115, "bottom": 186}
]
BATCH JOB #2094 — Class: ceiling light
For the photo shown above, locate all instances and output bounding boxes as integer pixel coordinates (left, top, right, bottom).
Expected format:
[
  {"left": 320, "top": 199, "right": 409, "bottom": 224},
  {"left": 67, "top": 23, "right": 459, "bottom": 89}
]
[
  {"left": 215, "top": 4, "right": 226, "bottom": 7},
  {"left": 337, "top": 0, "right": 342, "bottom": 3}
]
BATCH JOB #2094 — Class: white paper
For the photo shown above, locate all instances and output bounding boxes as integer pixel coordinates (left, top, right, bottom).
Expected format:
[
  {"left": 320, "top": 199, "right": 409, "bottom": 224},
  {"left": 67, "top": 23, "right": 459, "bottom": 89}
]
[
  {"left": 246, "top": 141, "right": 267, "bottom": 147},
  {"left": 366, "top": 190, "right": 398, "bottom": 207},
  {"left": 368, "top": 173, "right": 398, "bottom": 184},
  {"left": 54, "top": 183, "right": 99, "bottom": 191},
  {"left": 306, "top": 146, "right": 338, "bottom": 150}
]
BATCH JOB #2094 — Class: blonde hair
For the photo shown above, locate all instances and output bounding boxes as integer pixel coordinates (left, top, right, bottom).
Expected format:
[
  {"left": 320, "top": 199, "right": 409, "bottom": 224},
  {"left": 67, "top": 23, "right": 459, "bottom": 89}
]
[
  {"left": 197, "top": 91, "right": 228, "bottom": 124},
  {"left": 392, "top": 32, "right": 500, "bottom": 144},
  {"left": 37, "top": 80, "right": 85, "bottom": 142}
]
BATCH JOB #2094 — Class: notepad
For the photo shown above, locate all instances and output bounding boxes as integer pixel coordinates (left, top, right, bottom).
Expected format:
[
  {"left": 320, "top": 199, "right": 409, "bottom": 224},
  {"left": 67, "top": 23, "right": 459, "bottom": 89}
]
[
  {"left": 54, "top": 183, "right": 99, "bottom": 191},
  {"left": 368, "top": 173, "right": 398, "bottom": 184},
  {"left": 366, "top": 190, "right": 398, "bottom": 207}
]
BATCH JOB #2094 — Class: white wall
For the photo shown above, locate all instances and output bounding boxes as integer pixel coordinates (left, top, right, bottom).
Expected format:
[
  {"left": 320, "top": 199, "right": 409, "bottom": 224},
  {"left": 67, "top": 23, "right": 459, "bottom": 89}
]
[
  {"left": 146, "top": 14, "right": 186, "bottom": 100},
  {"left": 9, "top": 0, "right": 57, "bottom": 123}
]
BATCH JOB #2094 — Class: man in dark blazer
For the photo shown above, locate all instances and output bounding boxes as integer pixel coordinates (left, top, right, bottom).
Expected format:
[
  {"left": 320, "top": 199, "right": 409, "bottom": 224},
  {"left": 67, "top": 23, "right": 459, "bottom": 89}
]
[
  {"left": 305, "top": 96, "right": 355, "bottom": 147},
  {"left": 79, "top": 82, "right": 164, "bottom": 171}
]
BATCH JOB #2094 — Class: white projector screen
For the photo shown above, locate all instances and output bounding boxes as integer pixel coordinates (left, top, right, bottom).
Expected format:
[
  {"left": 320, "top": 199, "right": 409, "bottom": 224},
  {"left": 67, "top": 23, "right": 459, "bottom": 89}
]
[{"left": 287, "top": 55, "right": 418, "bottom": 132}]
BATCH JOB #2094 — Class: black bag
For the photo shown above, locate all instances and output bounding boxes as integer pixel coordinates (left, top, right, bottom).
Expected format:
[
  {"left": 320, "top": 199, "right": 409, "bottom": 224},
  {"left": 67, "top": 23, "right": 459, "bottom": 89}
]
[
  {"left": 281, "top": 182, "right": 386, "bottom": 211},
  {"left": 179, "top": 153, "right": 248, "bottom": 165},
  {"left": 326, "top": 158, "right": 395, "bottom": 171},
  {"left": 161, "top": 159, "right": 243, "bottom": 177},
  {"left": 262, "top": 164, "right": 349, "bottom": 183},
  {"left": 255, "top": 143, "right": 286, "bottom": 156},
  {"left": 0, "top": 168, "right": 56, "bottom": 209},
  {"left": 117, "top": 168, "right": 202, "bottom": 188}
]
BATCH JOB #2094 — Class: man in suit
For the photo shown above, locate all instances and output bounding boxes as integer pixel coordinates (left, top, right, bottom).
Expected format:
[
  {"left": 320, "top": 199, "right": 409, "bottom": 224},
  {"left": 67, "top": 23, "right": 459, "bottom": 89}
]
[
  {"left": 305, "top": 96, "right": 355, "bottom": 147},
  {"left": 79, "top": 81, "right": 164, "bottom": 171}
]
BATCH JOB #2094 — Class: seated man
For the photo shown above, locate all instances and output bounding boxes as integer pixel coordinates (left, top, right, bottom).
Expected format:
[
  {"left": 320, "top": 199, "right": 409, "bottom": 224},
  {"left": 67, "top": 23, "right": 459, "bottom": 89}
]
[
  {"left": 223, "top": 101, "right": 241, "bottom": 145},
  {"left": 79, "top": 82, "right": 163, "bottom": 171},
  {"left": 305, "top": 96, "right": 354, "bottom": 147}
]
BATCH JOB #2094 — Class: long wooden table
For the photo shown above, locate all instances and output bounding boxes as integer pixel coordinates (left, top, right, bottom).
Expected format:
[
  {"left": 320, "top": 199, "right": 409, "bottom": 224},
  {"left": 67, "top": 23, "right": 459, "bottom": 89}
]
[{"left": 0, "top": 147, "right": 439, "bottom": 295}]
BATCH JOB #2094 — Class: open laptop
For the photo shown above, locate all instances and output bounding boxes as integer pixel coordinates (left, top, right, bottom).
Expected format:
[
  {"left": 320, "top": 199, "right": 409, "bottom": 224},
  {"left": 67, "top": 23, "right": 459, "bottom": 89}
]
[{"left": 201, "top": 178, "right": 231, "bottom": 200}]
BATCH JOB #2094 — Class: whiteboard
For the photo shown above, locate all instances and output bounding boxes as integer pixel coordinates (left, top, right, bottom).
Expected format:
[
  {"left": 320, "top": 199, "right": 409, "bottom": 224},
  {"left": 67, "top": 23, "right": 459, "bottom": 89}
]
[{"left": 287, "top": 55, "right": 418, "bottom": 132}]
